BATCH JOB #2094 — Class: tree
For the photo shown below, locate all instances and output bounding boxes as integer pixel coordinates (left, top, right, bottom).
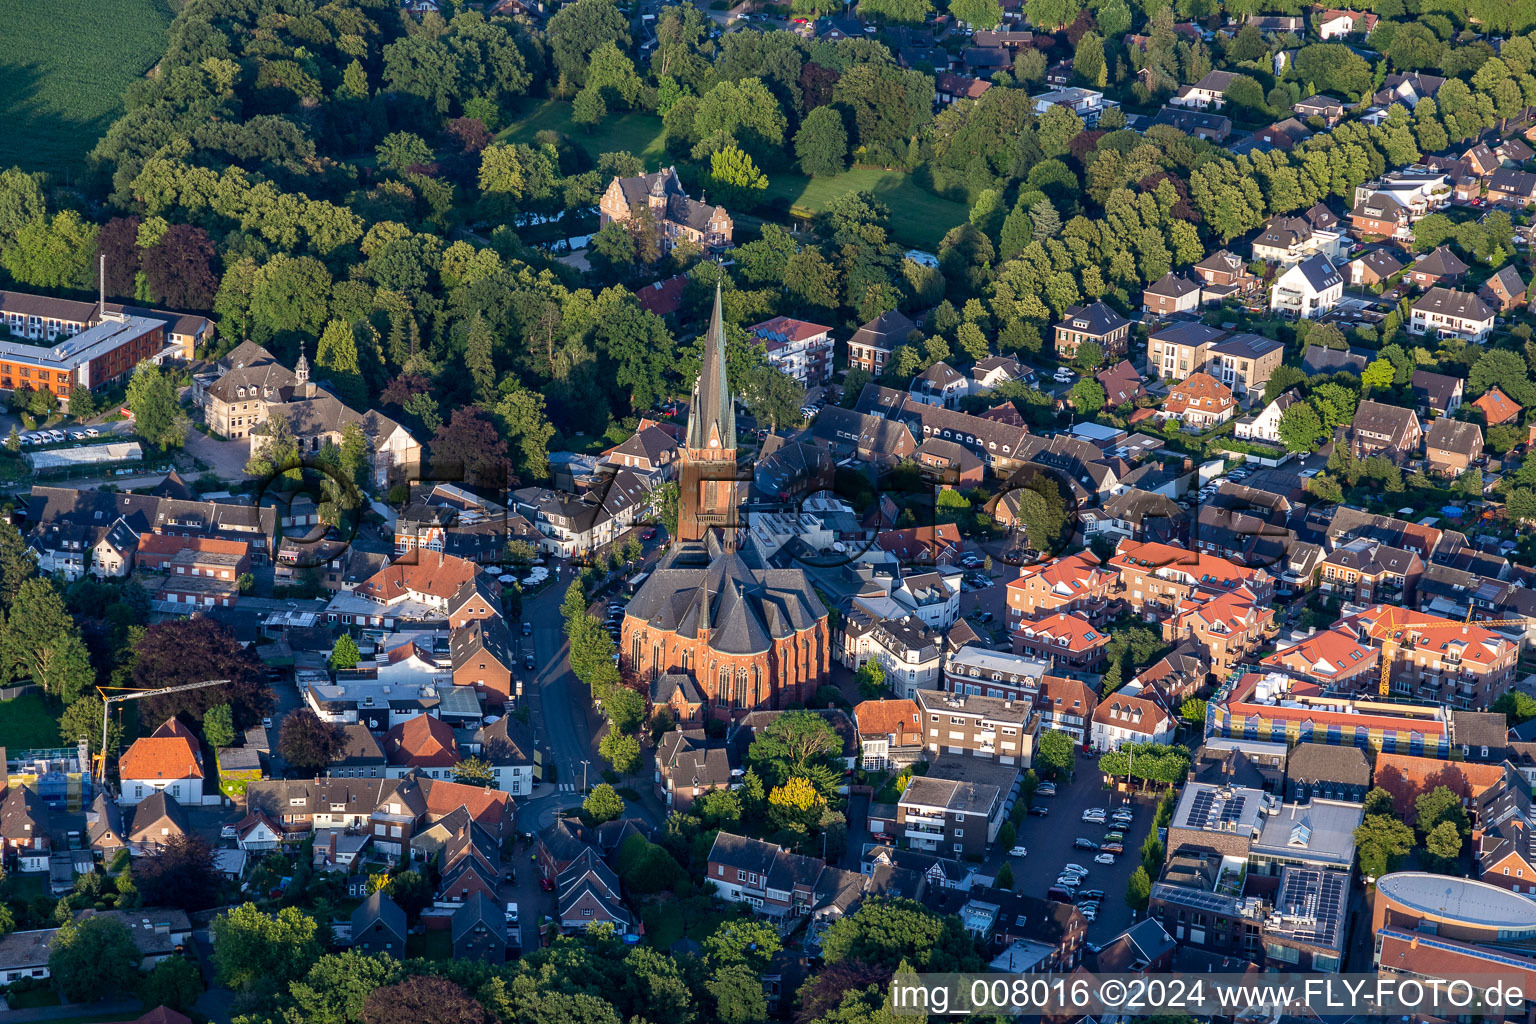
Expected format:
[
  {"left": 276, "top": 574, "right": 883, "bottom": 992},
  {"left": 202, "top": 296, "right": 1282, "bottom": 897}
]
[
  {"left": 603, "top": 687, "right": 646, "bottom": 733},
  {"left": 601, "top": 731, "right": 641, "bottom": 774},
  {"left": 1415, "top": 785, "right": 1470, "bottom": 840},
  {"left": 709, "top": 964, "right": 767, "bottom": 1024},
  {"left": 4, "top": 577, "right": 93, "bottom": 703},
  {"left": 1362, "top": 358, "right": 1396, "bottom": 391},
  {"left": 747, "top": 710, "right": 842, "bottom": 789},
  {"left": 1354, "top": 814, "right": 1415, "bottom": 878},
  {"left": 1125, "top": 866, "right": 1151, "bottom": 911},
  {"left": 1363, "top": 787, "right": 1396, "bottom": 817},
  {"left": 996, "top": 861, "right": 1015, "bottom": 890},
  {"left": 446, "top": 756, "right": 494, "bottom": 788},
  {"left": 1013, "top": 475, "right": 1069, "bottom": 556},
  {"left": 213, "top": 903, "right": 321, "bottom": 991},
  {"left": 1036, "top": 729, "right": 1076, "bottom": 779},
  {"left": 708, "top": 145, "right": 769, "bottom": 210},
  {"left": 67, "top": 386, "right": 97, "bottom": 420},
  {"left": 1069, "top": 377, "right": 1106, "bottom": 414},
  {"left": 278, "top": 708, "right": 344, "bottom": 774},
  {"left": 695, "top": 788, "right": 742, "bottom": 828},
  {"left": 60, "top": 695, "right": 121, "bottom": 755},
  {"left": 1278, "top": 402, "right": 1326, "bottom": 454},
  {"left": 0, "top": 518, "right": 36, "bottom": 611},
  {"left": 48, "top": 915, "right": 140, "bottom": 1003},
  {"left": 2, "top": 211, "right": 98, "bottom": 290},
  {"left": 1493, "top": 690, "right": 1536, "bottom": 724},
  {"left": 584, "top": 782, "right": 625, "bottom": 822},
  {"left": 138, "top": 956, "right": 204, "bottom": 1013},
  {"left": 768, "top": 775, "right": 826, "bottom": 832},
  {"left": 377, "top": 132, "right": 432, "bottom": 173},
  {"left": 1073, "top": 340, "right": 1104, "bottom": 372},
  {"left": 795, "top": 107, "right": 848, "bottom": 177},
  {"left": 330, "top": 635, "right": 361, "bottom": 670},
  {"left": 546, "top": 0, "right": 632, "bottom": 87},
  {"left": 125, "top": 361, "right": 188, "bottom": 449},
  {"left": 284, "top": 951, "right": 403, "bottom": 1024},
  {"left": 315, "top": 320, "right": 368, "bottom": 409},
  {"left": 136, "top": 833, "right": 223, "bottom": 911},
  {"left": 855, "top": 659, "right": 887, "bottom": 699},
  {"left": 363, "top": 975, "right": 488, "bottom": 1024},
  {"left": 1425, "top": 820, "right": 1463, "bottom": 868},
  {"left": 134, "top": 618, "right": 271, "bottom": 727},
  {"left": 1178, "top": 698, "right": 1207, "bottom": 727},
  {"left": 431, "top": 407, "right": 509, "bottom": 489},
  {"left": 820, "top": 898, "right": 984, "bottom": 972},
  {"left": 951, "top": 0, "right": 1003, "bottom": 27},
  {"left": 144, "top": 224, "right": 218, "bottom": 309},
  {"left": 705, "top": 919, "right": 782, "bottom": 971},
  {"left": 203, "top": 702, "right": 236, "bottom": 749}
]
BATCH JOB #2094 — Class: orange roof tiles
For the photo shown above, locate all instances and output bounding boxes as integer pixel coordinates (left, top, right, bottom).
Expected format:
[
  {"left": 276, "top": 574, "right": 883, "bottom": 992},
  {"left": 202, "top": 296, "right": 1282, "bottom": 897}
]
[
  {"left": 355, "top": 553, "right": 480, "bottom": 604},
  {"left": 1373, "top": 753, "right": 1506, "bottom": 818},
  {"left": 854, "top": 699, "right": 923, "bottom": 746},
  {"left": 384, "top": 715, "right": 460, "bottom": 767},
  {"left": 1111, "top": 539, "right": 1266, "bottom": 590},
  {"left": 1345, "top": 605, "right": 1513, "bottom": 667},
  {"left": 1016, "top": 612, "right": 1109, "bottom": 652},
  {"left": 136, "top": 534, "right": 251, "bottom": 559},
  {"left": 1093, "top": 694, "right": 1172, "bottom": 735},
  {"left": 1010, "top": 551, "right": 1116, "bottom": 595},
  {"left": 876, "top": 524, "right": 963, "bottom": 561},
  {"left": 1261, "top": 627, "right": 1378, "bottom": 678},
  {"left": 422, "top": 778, "right": 512, "bottom": 833},
  {"left": 120, "top": 720, "right": 202, "bottom": 781},
  {"left": 1474, "top": 386, "right": 1521, "bottom": 425},
  {"left": 1165, "top": 372, "right": 1235, "bottom": 416}
]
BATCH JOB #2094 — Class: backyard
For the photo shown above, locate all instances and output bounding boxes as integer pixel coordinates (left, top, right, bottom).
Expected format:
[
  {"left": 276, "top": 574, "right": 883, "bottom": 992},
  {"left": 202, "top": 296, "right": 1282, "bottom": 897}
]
[
  {"left": 498, "top": 101, "right": 970, "bottom": 249},
  {"left": 639, "top": 894, "right": 734, "bottom": 952},
  {"left": 0, "top": 692, "right": 61, "bottom": 751},
  {"left": 0, "top": 0, "right": 174, "bottom": 171}
]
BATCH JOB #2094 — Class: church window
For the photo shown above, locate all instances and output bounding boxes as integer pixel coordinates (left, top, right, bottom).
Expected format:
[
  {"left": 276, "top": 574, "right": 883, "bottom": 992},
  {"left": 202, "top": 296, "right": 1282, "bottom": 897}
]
[{"left": 632, "top": 635, "right": 642, "bottom": 666}]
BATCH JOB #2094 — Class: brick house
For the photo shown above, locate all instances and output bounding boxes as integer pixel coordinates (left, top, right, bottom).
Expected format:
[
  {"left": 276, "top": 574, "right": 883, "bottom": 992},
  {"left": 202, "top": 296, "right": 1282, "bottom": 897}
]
[
  {"left": 1424, "top": 418, "right": 1483, "bottom": 477},
  {"left": 1005, "top": 551, "right": 1118, "bottom": 627},
  {"left": 1053, "top": 302, "right": 1131, "bottom": 360},
  {"left": 1406, "top": 246, "right": 1469, "bottom": 289},
  {"left": 1258, "top": 627, "right": 1379, "bottom": 690},
  {"left": 450, "top": 617, "right": 516, "bottom": 705},
  {"left": 1162, "top": 590, "right": 1276, "bottom": 677},
  {"left": 1347, "top": 400, "right": 1421, "bottom": 462},
  {"left": 599, "top": 167, "right": 731, "bottom": 252}
]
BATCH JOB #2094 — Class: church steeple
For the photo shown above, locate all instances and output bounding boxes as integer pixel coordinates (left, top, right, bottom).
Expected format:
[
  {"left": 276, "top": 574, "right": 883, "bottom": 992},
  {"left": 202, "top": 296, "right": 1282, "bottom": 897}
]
[{"left": 686, "top": 281, "right": 735, "bottom": 452}]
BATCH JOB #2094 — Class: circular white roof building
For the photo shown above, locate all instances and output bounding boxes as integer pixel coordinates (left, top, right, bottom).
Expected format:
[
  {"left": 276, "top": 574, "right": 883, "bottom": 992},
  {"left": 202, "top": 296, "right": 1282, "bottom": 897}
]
[{"left": 1377, "top": 871, "right": 1536, "bottom": 936}]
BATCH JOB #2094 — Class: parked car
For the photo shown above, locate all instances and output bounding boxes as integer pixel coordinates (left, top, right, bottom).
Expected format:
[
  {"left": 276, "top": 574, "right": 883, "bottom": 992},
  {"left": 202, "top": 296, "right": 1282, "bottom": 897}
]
[
  {"left": 85, "top": 428, "right": 100, "bottom": 437},
  {"left": 1102, "top": 842, "right": 1124, "bottom": 854},
  {"left": 1008, "top": 845, "right": 1027, "bottom": 857},
  {"left": 539, "top": 877, "right": 555, "bottom": 892},
  {"left": 522, "top": 622, "right": 533, "bottom": 636},
  {"left": 1078, "top": 889, "right": 1104, "bottom": 902},
  {"left": 1037, "top": 783, "right": 1057, "bottom": 797},
  {"left": 524, "top": 652, "right": 536, "bottom": 670},
  {"left": 1062, "top": 864, "right": 1088, "bottom": 876},
  {"left": 1073, "top": 838, "right": 1100, "bottom": 851},
  {"left": 220, "top": 824, "right": 238, "bottom": 839},
  {"left": 1028, "top": 806, "right": 1049, "bottom": 817},
  {"left": 505, "top": 902, "right": 519, "bottom": 923}
]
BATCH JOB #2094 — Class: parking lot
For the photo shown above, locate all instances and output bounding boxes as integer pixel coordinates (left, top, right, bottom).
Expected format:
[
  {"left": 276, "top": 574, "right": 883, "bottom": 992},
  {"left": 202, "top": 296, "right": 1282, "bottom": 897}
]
[{"left": 1001, "top": 752, "right": 1158, "bottom": 944}]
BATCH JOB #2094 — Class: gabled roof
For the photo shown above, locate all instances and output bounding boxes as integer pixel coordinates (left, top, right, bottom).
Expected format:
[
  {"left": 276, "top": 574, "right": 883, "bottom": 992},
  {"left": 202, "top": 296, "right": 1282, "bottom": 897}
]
[
  {"left": 119, "top": 719, "right": 202, "bottom": 782},
  {"left": 1055, "top": 301, "right": 1129, "bottom": 337},
  {"left": 1350, "top": 399, "right": 1419, "bottom": 446},
  {"left": 128, "top": 790, "right": 189, "bottom": 841},
  {"left": 1474, "top": 387, "right": 1521, "bottom": 424},
  {"left": 351, "top": 890, "right": 407, "bottom": 943},
  {"left": 1411, "top": 287, "right": 1490, "bottom": 322},
  {"left": 854, "top": 699, "right": 923, "bottom": 746},
  {"left": 383, "top": 714, "right": 460, "bottom": 768},
  {"left": 1145, "top": 272, "right": 1200, "bottom": 298},
  {"left": 1410, "top": 370, "right": 1461, "bottom": 410},
  {"left": 1425, "top": 418, "right": 1483, "bottom": 459}
]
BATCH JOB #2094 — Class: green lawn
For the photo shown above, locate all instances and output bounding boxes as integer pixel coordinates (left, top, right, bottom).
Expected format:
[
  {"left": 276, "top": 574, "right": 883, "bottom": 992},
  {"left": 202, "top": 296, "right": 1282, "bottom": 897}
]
[
  {"left": 640, "top": 899, "right": 733, "bottom": 952},
  {"left": 0, "top": 692, "right": 60, "bottom": 751},
  {"left": 497, "top": 101, "right": 969, "bottom": 249},
  {"left": 0, "top": 0, "right": 174, "bottom": 172},
  {"left": 761, "top": 167, "right": 970, "bottom": 250},
  {"left": 500, "top": 99, "right": 668, "bottom": 163}
]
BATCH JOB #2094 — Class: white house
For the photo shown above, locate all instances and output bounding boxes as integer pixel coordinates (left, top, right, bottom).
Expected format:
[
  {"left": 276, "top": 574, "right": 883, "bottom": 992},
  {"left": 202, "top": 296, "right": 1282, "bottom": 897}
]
[
  {"left": 1168, "top": 70, "right": 1237, "bottom": 110},
  {"left": 908, "top": 361, "right": 970, "bottom": 409},
  {"left": 852, "top": 570, "right": 962, "bottom": 630},
  {"left": 843, "top": 615, "right": 943, "bottom": 700},
  {"left": 748, "top": 317, "right": 834, "bottom": 385},
  {"left": 1030, "top": 87, "right": 1119, "bottom": 127},
  {"left": 1409, "top": 287, "right": 1495, "bottom": 342},
  {"left": 1270, "top": 255, "right": 1343, "bottom": 318},
  {"left": 117, "top": 718, "right": 205, "bottom": 808},
  {"left": 1090, "top": 693, "right": 1175, "bottom": 751},
  {"left": 1234, "top": 390, "right": 1300, "bottom": 444}
]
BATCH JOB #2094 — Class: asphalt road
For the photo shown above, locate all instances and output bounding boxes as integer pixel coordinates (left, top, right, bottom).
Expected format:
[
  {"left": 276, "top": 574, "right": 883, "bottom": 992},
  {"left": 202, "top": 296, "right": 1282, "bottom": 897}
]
[{"left": 1000, "top": 754, "right": 1157, "bottom": 944}]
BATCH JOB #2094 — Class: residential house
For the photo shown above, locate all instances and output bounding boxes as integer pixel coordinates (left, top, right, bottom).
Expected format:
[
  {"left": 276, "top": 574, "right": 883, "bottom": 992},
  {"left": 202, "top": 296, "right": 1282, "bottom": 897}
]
[
  {"left": 1251, "top": 117, "right": 1312, "bottom": 150},
  {"left": 1285, "top": 743, "right": 1371, "bottom": 803},
  {"left": 847, "top": 310, "right": 917, "bottom": 375},
  {"left": 1320, "top": 538, "right": 1424, "bottom": 605},
  {"left": 1347, "top": 400, "right": 1422, "bottom": 462},
  {"left": 1372, "top": 72, "right": 1445, "bottom": 110},
  {"left": 1164, "top": 372, "right": 1236, "bottom": 431},
  {"left": 1036, "top": 675, "right": 1098, "bottom": 743},
  {"left": 1143, "top": 273, "right": 1202, "bottom": 316},
  {"left": 1235, "top": 389, "right": 1299, "bottom": 444},
  {"left": 654, "top": 729, "right": 731, "bottom": 811},
  {"left": 1294, "top": 95, "right": 1346, "bottom": 125},
  {"left": 1209, "top": 333, "right": 1284, "bottom": 399},
  {"left": 1150, "top": 106, "right": 1233, "bottom": 142},
  {"left": 0, "top": 787, "right": 50, "bottom": 873},
  {"left": 1407, "top": 246, "right": 1469, "bottom": 289},
  {"left": 331, "top": 552, "right": 482, "bottom": 626},
  {"left": 118, "top": 718, "right": 204, "bottom": 808},
  {"left": 897, "top": 771, "right": 1006, "bottom": 858},
  {"left": 1253, "top": 216, "right": 1342, "bottom": 265},
  {"left": 1053, "top": 302, "right": 1131, "bottom": 361},
  {"left": 450, "top": 616, "right": 516, "bottom": 706},
  {"left": 899, "top": 402, "right": 1033, "bottom": 474},
  {"left": 1480, "top": 265, "right": 1528, "bottom": 311},
  {"left": 1424, "top": 418, "right": 1483, "bottom": 477},
  {"left": 1031, "top": 87, "right": 1118, "bottom": 127},
  {"left": 1169, "top": 70, "right": 1237, "bottom": 110},
  {"left": 1194, "top": 249, "right": 1260, "bottom": 303},
  {"left": 1259, "top": 626, "right": 1380, "bottom": 691},
  {"left": 1269, "top": 255, "right": 1343, "bottom": 318},
  {"left": 1148, "top": 321, "right": 1225, "bottom": 382},
  {"left": 1300, "top": 345, "right": 1368, "bottom": 375},
  {"left": 706, "top": 832, "right": 830, "bottom": 925},
  {"left": 1488, "top": 167, "right": 1536, "bottom": 207},
  {"left": 874, "top": 524, "right": 964, "bottom": 567},
  {"left": 1097, "top": 360, "right": 1146, "bottom": 408},
  {"left": 1410, "top": 288, "right": 1493, "bottom": 342},
  {"left": 465, "top": 716, "right": 535, "bottom": 796},
  {"left": 908, "top": 360, "right": 969, "bottom": 408},
  {"left": 1474, "top": 386, "right": 1522, "bottom": 426},
  {"left": 383, "top": 714, "right": 462, "bottom": 779},
  {"left": 935, "top": 72, "right": 991, "bottom": 106},
  {"left": 86, "top": 794, "right": 126, "bottom": 859},
  {"left": 351, "top": 891, "right": 407, "bottom": 956},
  {"left": 1348, "top": 248, "right": 1406, "bottom": 287},
  {"left": 1411, "top": 370, "right": 1463, "bottom": 416},
  {"left": 842, "top": 613, "right": 943, "bottom": 700},
  {"left": 557, "top": 847, "right": 633, "bottom": 934},
  {"left": 602, "top": 425, "right": 680, "bottom": 478},
  {"left": 914, "top": 439, "right": 983, "bottom": 487},
  {"left": 1091, "top": 693, "right": 1175, "bottom": 751},
  {"left": 451, "top": 892, "right": 507, "bottom": 961},
  {"left": 127, "top": 791, "right": 189, "bottom": 855},
  {"left": 634, "top": 274, "right": 687, "bottom": 317},
  {"left": 1006, "top": 551, "right": 1117, "bottom": 625},
  {"left": 809, "top": 406, "right": 918, "bottom": 467}
]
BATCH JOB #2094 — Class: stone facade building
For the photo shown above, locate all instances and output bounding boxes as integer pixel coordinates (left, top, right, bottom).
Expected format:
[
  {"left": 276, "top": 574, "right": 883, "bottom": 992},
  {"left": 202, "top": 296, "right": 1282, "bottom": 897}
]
[{"left": 599, "top": 167, "right": 732, "bottom": 252}]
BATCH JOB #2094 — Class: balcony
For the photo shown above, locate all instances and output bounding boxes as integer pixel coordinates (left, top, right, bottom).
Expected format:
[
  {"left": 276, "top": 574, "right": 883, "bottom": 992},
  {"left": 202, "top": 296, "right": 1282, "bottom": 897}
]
[{"left": 903, "top": 813, "right": 944, "bottom": 828}]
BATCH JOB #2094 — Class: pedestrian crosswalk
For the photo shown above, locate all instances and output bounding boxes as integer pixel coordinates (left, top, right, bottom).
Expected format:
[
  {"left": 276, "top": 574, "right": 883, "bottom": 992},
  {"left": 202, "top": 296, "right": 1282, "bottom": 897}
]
[{"left": 560, "top": 783, "right": 577, "bottom": 792}]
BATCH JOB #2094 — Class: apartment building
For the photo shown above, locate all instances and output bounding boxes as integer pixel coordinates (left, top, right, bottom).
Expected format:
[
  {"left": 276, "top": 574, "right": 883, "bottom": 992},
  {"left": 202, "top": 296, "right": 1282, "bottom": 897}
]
[
  {"left": 847, "top": 310, "right": 916, "bottom": 375},
  {"left": 1053, "top": 302, "right": 1131, "bottom": 360},
  {"left": 1148, "top": 321, "right": 1225, "bottom": 382},
  {"left": 1036, "top": 674, "right": 1097, "bottom": 743},
  {"left": 1269, "top": 255, "right": 1343, "bottom": 318},
  {"left": 896, "top": 763, "right": 1011, "bottom": 858},
  {"left": 1319, "top": 538, "right": 1424, "bottom": 605},
  {"left": 1111, "top": 539, "right": 1274, "bottom": 618},
  {"left": 1091, "top": 693, "right": 1175, "bottom": 751},
  {"left": 1012, "top": 611, "right": 1112, "bottom": 671},
  {"left": 841, "top": 612, "right": 943, "bottom": 699},
  {"left": 1163, "top": 590, "right": 1276, "bottom": 677},
  {"left": 1259, "top": 626, "right": 1380, "bottom": 690},
  {"left": 1005, "top": 551, "right": 1118, "bottom": 627},
  {"left": 1343, "top": 605, "right": 1519, "bottom": 707},
  {"left": 915, "top": 688, "right": 1040, "bottom": 766},
  {"left": 943, "top": 645, "right": 1050, "bottom": 702},
  {"left": 1208, "top": 333, "right": 1283, "bottom": 399},
  {"left": 854, "top": 699, "right": 925, "bottom": 771},
  {"left": 1423, "top": 418, "right": 1483, "bottom": 477},
  {"left": 748, "top": 317, "right": 834, "bottom": 385}
]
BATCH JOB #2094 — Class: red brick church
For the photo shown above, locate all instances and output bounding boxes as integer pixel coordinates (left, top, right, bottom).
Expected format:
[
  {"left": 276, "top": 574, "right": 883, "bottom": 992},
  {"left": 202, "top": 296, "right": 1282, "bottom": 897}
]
[{"left": 621, "top": 286, "right": 831, "bottom": 720}]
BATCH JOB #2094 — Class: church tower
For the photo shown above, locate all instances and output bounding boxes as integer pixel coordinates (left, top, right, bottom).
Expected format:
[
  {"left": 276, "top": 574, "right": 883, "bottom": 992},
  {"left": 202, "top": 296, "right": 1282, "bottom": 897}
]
[{"left": 676, "top": 283, "right": 740, "bottom": 547}]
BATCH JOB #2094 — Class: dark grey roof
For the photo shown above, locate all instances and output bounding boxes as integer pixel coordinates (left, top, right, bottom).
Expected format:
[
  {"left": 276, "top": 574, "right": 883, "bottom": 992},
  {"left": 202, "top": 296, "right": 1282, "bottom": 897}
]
[
  {"left": 708, "top": 831, "right": 781, "bottom": 875},
  {"left": 1489, "top": 167, "right": 1536, "bottom": 195},
  {"left": 853, "top": 383, "right": 910, "bottom": 418},
  {"left": 1300, "top": 345, "right": 1367, "bottom": 375},
  {"left": 1294, "top": 254, "right": 1342, "bottom": 292},
  {"left": 331, "top": 722, "right": 385, "bottom": 768},
  {"left": 849, "top": 310, "right": 917, "bottom": 353},
  {"left": 1425, "top": 417, "right": 1483, "bottom": 458},
  {"left": 687, "top": 285, "right": 735, "bottom": 451},
  {"left": 1146, "top": 272, "right": 1200, "bottom": 298},
  {"left": 1483, "top": 265, "right": 1527, "bottom": 300},
  {"left": 451, "top": 616, "right": 516, "bottom": 673},
  {"left": 351, "top": 890, "right": 406, "bottom": 943},
  {"left": 1151, "top": 107, "right": 1232, "bottom": 135},
  {"left": 1210, "top": 333, "right": 1282, "bottom": 360},
  {"left": 627, "top": 552, "right": 826, "bottom": 656},
  {"left": 128, "top": 790, "right": 187, "bottom": 840},
  {"left": 1412, "top": 287, "right": 1491, "bottom": 322},
  {"left": 450, "top": 891, "right": 505, "bottom": 944},
  {"left": 1104, "top": 488, "right": 1183, "bottom": 525},
  {"left": 474, "top": 715, "right": 534, "bottom": 766},
  {"left": 810, "top": 405, "right": 914, "bottom": 456},
  {"left": 1356, "top": 248, "right": 1405, "bottom": 278},
  {"left": 1151, "top": 321, "right": 1226, "bottom": 348},
  {"left": 1414, "top": 246, "right": 1469, "bottom": 277},
  {"left": 1286, "top": 742, "right": 1370, "bottom": 787},
  {"left": 914, "top": 360, "right": 964, "bottom": 386},
  {"left": 656, "top": 729, "right": 731, "bottom": 787},
  {"left": 1056, "top": 301, "right": 1130, "bottom": 337}
]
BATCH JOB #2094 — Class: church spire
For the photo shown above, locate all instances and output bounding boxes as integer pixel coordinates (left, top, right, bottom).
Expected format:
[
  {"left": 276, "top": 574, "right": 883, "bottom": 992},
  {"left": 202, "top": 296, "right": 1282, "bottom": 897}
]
[{"left": 686, "top": 281, "right": 735, "bottom": 452}]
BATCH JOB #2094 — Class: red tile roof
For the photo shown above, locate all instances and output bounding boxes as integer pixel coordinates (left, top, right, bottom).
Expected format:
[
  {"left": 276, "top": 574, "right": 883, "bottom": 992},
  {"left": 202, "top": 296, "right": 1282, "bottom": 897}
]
[
  {"left": 1260, "top": 627, "right": 1378, "bottom": 680},
  {"left": 1165, "top": 372, "right": 1235, "bottom": 416},
  {"left": 136, "top": 534, "right": 251, "bottom": 559},
  {"left": 876, "top": 524, "right": 963, "bottom": 561},
  {"left": 1373, "top": 753, "right": 1505, "bottom": 818},
  {"left": 422, "top": 778, "right": 512, "bottom": 835},
  {"left": 748, "top": 316, "right": 832, "bottom": 347},
  {"left": 120, "top": 720, "right": 202, "bottom": 781},
  {"left": 1016, "top": 611, "right": 1109, "bottom": 653},
  {"left": 1093, "top": 693, "right": 1172, "bottom": 735},
  {"left": 634, "top": 274, "right": 688, "bottom": 316},
  {"left": 1474, "top": 386, "right": 1521, "bottom": 425},
  {"left": 854, "top": 699, "right": 923, "bottom": 746},
  {"left": 384, "top": 715, "right": 461, "bottom": 767},
  {"left": 355, "top": 553, "right": 481, "bottom": 604}
]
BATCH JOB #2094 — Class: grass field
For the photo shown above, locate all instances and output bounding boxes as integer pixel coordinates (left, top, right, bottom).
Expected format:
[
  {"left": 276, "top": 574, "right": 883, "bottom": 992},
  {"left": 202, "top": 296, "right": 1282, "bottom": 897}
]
[
  {"left": 0, "top": 692, "right": 60, "bottom": 750},
  {"left": 0, "top": 0, "right": 174, "bottom": 173},
  {"left": 498, "top": 100, "right": 969, "bottom": 249}
]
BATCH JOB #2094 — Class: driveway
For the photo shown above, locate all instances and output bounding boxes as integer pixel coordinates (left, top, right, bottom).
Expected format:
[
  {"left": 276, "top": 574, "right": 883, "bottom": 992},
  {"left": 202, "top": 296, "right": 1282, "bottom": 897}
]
[
  {"left": 184, "top": 428, "right": 253, "bottom": 482},
  {"left": 997, "top": 753, "right": 1157, "bottom": 943}
]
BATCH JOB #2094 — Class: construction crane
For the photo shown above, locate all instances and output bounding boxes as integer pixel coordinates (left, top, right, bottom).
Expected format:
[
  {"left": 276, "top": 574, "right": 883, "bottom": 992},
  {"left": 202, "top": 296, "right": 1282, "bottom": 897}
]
[
  {"left": 1367, "top": 608, "right": 1536, "bottom": 697},
  {"left": 93, "top": 679, "right": 234, "bottom": 784}
]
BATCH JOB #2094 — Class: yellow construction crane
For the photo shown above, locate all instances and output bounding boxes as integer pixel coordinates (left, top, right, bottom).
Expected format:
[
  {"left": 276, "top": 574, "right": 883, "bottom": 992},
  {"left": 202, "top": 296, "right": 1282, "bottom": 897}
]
[
  {"left": 1368, "top": 609, "right": 1536, "bottom": 697},
  {"left": 93, "top": 679, "right": 234, "bottom": 783}
]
